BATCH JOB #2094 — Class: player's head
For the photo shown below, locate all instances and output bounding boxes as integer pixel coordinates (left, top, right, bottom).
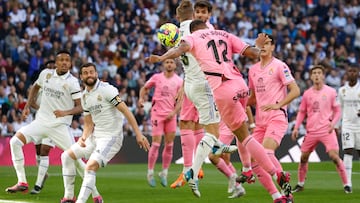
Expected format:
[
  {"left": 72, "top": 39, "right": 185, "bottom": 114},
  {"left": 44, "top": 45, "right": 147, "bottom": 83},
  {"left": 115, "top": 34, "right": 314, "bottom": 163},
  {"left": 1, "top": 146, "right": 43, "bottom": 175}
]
[
  {"left": 190, "top": 19, "right": 208, "bottom": 33},
  {"left": 163, "top": 59, "right": 176, "bottom": 73},
  {"left": 194, "top": 0, "right": 212, "bottom": 23},
  {"left": 176, "top": 0, "right": 193, "bottom": 22},
  {"left": 80, "top": 62, "right": 98, "bottom": 87},
  {"left": 55, "top": 50, "right": 72, "bottom": 75},
  {"left": 260, "top": 34, "right": 275, "bottom": 57},
  {"left": 45, "top": 60, "right": 55, "bottom": 69},
  {"left": 347, "top": 63, "right": 359, "bottom": 83},
  {"left": 309, "top": 64, "right": 325, "bottom": 84}
]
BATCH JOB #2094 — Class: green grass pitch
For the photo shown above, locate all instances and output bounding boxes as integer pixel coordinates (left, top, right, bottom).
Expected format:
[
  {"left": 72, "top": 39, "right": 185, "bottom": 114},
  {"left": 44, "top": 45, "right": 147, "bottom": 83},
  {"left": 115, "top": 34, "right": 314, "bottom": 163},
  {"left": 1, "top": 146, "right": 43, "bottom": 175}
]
[{"left": 0, "top": 162, "right": 359, "bottom": 203}]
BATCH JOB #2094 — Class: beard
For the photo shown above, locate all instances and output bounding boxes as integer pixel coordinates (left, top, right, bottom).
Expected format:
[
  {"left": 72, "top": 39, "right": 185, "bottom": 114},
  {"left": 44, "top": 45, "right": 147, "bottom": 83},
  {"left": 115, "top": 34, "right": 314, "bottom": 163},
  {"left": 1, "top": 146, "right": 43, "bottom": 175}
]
[{"left": 84, "top": 77, "right": 97, "bottom": 86}]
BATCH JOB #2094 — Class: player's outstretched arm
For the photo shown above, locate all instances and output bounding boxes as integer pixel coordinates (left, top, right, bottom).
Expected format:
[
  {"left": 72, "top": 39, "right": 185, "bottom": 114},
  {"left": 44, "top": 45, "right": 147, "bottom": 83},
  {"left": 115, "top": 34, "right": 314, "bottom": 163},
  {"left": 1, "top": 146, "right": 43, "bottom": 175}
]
[
  {"left": 146, "top": 42, "right": 191, "bottom": 63},
  {"left": 117, "top": 101, "right": 150, "bottom": 151}
]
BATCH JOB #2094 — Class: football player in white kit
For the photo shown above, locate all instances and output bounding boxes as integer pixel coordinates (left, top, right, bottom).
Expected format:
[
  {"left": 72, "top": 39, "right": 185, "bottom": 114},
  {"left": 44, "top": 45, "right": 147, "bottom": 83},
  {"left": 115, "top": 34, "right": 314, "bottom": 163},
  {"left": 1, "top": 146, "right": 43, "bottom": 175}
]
[
  {"left": 338, "top": 63, "right": 360, "bottom": 193},
  {"left": 5, "top": 50, "right": 102, "bottom": 203},
  {"left": 62, "top": 63, "right": 150, "bottom": 203}
]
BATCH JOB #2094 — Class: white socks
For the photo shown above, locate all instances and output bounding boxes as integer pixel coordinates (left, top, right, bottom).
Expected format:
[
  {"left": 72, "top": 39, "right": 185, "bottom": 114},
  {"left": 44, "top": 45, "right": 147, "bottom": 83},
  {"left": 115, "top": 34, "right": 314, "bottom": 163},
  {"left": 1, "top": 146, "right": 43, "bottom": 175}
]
[
  {"left": 76, "top": 170, "right": 96, "bottom": 203},
  {"left": 343, "top": 154, "right": 353, "bottom": 186},
  {"left": 35, "top": 156, "right": 49, "bottom": 187},
  {"left": 10, "top": 136, "right": 26, "bottom": 183},
  {"left": 191, "top": 133, "right": 217, "bottom": 179}
]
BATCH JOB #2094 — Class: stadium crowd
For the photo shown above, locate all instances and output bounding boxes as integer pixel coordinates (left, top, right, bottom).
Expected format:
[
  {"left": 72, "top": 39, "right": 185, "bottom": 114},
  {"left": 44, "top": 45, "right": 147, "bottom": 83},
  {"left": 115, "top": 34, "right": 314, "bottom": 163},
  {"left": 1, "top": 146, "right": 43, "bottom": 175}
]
[{"left": 0, "top": 0, "right": 359, "bottom": 137}]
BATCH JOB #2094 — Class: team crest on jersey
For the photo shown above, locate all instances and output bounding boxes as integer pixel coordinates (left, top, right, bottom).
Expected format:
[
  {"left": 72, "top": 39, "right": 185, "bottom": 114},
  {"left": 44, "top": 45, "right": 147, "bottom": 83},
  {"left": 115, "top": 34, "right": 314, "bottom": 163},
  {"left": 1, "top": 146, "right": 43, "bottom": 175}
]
[
  {"left": 45, "top": 73, "right": 52, "bottom": 82},
  {"left": 268, "top": 68, "right": 273, "bottom": 75},
  {"left": 82, "top": 94, "right": 87, "bottom": 104},
  {"left": 342, "top": 89, "right": 346, "bottom": 95},
  {"left": 97, "top": 95, "right": 102, "bottom": 102},
  {"left": 62, "top": 84, "right": 68, "bottom": 90},
  {"left": 322, "top": 94, "right": 327, "bottom": 100}
]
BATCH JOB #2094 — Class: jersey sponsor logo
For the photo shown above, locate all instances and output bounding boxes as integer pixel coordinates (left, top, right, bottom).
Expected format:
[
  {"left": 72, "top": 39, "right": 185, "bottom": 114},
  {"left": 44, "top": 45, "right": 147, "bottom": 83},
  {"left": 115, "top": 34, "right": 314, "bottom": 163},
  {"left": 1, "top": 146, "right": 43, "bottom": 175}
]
[
  {"left": 256, "top": 77, "right": 265, "bottom": 93},
  {"left": 232, "top": 89, "right": 249, "bottom": 103},
  {"left": 89, "top": 104, "right": 103, "bottom": 115},
  {"left": 312, "top": 101, "right": 320, "bottom": 112},
  {"left": 43, "top": 87, "right": 65, "bottom": 99}
]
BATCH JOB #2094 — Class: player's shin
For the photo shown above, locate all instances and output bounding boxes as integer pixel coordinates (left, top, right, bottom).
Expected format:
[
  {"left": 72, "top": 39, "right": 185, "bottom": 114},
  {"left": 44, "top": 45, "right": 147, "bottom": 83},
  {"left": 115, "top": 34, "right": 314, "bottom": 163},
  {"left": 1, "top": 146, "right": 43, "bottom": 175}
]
[
  {"left": 77, "top": 170, "right": 96, "bottom": 203},
  {"left": 10, "top": 136, "right": 27, "bottom": 183},
  {"left": 61, "top": 151, "right": 76, "bottom": 199},
  {"left": 191, "top": 133, "right": 217, "bottom": 178}
]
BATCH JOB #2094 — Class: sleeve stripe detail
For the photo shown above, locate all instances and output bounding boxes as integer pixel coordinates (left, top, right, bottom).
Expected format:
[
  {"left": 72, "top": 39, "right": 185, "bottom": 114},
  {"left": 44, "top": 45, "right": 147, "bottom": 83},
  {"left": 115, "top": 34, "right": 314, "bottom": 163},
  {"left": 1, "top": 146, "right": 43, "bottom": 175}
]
[
  {"left": 110, "top": 95, "right": 123, "bottom": 106},
  {"left": 71, "top": 91, "right": 81, "bottom": 95}
]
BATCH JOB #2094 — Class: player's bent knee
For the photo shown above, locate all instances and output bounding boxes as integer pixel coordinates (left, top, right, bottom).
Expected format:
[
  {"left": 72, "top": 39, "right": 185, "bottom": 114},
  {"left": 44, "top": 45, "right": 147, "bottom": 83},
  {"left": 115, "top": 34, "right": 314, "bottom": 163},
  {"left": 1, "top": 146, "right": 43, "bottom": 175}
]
[
  {"left": 89, "top": 152, "right": 106, "bottom": 168},
  {"left": 85, "top": 160, "right": 100, "bottom": 171},
  {"left": 61, "top": 151, "right": 74, "bottom": 164}
]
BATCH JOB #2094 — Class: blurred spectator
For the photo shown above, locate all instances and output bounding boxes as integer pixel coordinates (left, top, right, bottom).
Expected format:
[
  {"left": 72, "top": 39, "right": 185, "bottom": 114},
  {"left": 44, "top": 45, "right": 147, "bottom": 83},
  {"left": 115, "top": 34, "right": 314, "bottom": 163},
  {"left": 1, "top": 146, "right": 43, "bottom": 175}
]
[{"left": 69, "top": 119, "right": 82, "bottom": 138}]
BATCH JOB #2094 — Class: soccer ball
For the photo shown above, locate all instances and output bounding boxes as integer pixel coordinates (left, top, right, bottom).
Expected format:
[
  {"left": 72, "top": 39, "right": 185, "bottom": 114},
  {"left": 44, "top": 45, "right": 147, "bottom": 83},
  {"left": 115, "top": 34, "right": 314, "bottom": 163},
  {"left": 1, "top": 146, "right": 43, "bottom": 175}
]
[{"left": 157, "top": 23, "right": 181, "bottom": 47}]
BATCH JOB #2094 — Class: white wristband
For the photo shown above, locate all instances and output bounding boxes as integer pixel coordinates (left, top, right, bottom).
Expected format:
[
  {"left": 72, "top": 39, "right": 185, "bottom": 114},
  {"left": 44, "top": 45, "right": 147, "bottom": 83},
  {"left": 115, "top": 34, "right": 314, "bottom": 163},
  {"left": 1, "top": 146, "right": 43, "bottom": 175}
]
[{"left": 249, "top": 123, "right": 256, "bottom": 129}]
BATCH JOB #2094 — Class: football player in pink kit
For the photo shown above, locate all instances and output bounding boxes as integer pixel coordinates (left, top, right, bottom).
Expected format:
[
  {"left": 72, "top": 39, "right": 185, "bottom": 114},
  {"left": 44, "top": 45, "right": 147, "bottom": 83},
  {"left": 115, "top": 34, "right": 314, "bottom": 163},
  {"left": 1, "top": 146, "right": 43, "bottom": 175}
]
[
  {"left": 291, "top": 65, "right": 349, "bottom": 193},
  {"left": 147, "top": 20, "right": 292, "bottom": 202},
  {"left": 139, "top": 59, "right": 183, "bottom": 187},
  {"left": 245, "top": 34, "right": 300, "bottom": 201}
]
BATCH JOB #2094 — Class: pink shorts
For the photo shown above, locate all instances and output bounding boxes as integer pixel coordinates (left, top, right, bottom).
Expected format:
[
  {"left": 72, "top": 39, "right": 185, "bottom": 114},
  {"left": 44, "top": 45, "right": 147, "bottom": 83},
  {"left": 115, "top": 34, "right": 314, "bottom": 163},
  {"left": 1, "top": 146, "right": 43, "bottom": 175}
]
[
  {"left": 219, "top": 120, "right": 235, "bottom": 145},
  {"left": 252, "top": 120, "right": 288, "bottom": 145},
  {"left": 213, "top": 79, "right": 248, "bottom": 131},
  {"left": 180, "top": 94, "right": 199, "bottom": 122},
  {"left": 301, "top": 131, "right": 339, "bottom": 153},
  {"left": 151, "top": 114, "right": 177, "bottom": 136}
]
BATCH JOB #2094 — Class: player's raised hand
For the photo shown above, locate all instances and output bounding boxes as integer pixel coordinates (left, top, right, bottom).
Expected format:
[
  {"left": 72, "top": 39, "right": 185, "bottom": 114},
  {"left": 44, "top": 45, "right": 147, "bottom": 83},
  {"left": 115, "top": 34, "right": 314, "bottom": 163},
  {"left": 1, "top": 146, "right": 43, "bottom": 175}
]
[
  {"left": 255, "top": 33, "right": 271, "bottom": 48},
  {"left": 138, "top": 98, "right": 145, "bottom": 108}
]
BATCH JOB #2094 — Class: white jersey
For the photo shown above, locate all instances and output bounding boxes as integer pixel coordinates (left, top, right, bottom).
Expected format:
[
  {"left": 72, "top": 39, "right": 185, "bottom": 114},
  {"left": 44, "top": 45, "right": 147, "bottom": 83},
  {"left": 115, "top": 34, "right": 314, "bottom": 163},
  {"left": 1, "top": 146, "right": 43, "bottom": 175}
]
[
  {"left": 179, "top": 20, "right": 207, "bottom": 84},
  {"left": 338, "top": 81, "right": 360, "bottom": 131},
  {"left": 81, "top": 80, "right": 123, "bottom": 137},
  {"left": 35, "top": 69, "right": 81, "bottom": 126}
]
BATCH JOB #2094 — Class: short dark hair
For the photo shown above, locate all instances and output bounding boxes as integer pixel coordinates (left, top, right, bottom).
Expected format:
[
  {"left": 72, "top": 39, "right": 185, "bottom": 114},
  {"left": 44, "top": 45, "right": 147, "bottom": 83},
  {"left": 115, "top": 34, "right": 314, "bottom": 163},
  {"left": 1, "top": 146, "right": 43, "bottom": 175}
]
[
  {"left": 190, "top": 19, "right": 206, "bottom": 33},
  {"left": 310, "top": 64, "right": 325, "bottom": 74},
  {"left": 80, "top": 62, "right": 97, "bottom": 74},
  {"left": 266, "top": 34, "right": 275, "bottom": 45},
  {"left": 349, "top": 63, "right": 360, "bottom": 69},
  {"left": 56, "top": 50, "right": 71, "bottom": 56},
  {"left": 194, "top": 0, "right": 212, "bottom": 12},
  {"left": 45, "top": 60, "right": 55, "bottom": 66}
]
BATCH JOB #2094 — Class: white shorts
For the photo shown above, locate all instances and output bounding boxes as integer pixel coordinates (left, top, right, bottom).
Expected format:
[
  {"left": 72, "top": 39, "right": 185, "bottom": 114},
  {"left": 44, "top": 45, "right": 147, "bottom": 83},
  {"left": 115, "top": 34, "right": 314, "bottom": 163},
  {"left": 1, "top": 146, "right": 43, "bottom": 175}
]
[
  {"left": 341, "top": 129, "right": 360, "bottom": 150},
  {"left": 184, "top": 81, "right": 220, "bottom": 125},
  {"left": 33, "top": 137, "right": 55, "bottom": 148},
  {"left": 18, "top": 120, "right": 75, "bottom": 151},
  {"left": 71, "top": 134, "right": 123, "bottom": 167}
]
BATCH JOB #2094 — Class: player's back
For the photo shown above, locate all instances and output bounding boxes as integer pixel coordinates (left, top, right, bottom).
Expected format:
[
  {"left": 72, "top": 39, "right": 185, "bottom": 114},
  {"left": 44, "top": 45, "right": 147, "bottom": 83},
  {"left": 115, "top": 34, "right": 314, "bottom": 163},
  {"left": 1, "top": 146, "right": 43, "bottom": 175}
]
[{"left": 184, "top": 29, "right": 248, "bottom": 89}]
